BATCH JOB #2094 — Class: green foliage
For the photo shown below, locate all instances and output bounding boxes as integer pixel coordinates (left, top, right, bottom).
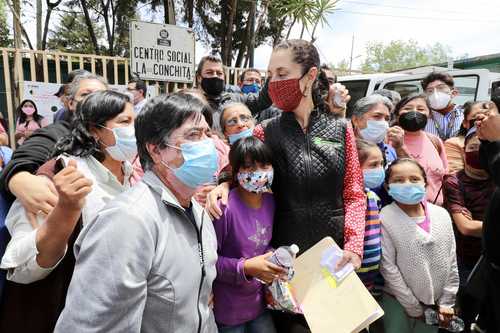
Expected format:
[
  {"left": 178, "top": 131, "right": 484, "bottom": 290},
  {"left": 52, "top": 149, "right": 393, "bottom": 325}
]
[
  {"left": 0, "top": 0, "right": 12, "bottom": 47},
  {"left": 47, "top": 11, "right": 103, "bottom": 54},
  {"left": 361, "top": 39, "right": 451, "bottom": 73}
]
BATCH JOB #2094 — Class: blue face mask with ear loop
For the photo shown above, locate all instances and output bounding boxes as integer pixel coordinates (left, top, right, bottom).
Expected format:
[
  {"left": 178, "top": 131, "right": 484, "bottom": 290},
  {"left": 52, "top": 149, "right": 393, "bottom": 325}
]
[
  {"left": 241, "top": 83, "right": 260, "bottom": 94},
  {"left": 359, "top": 120, "right": 389, "bottom": 144},
  {"left": 161, "top": 138, "right": 219, "bottom": 188},
  {"left": 363, "top": 167, "right": 385, "bottom": 189},
  {"left": 99, "top": 125, "right": 137, "bottom": 162},
  {"left": 228, "top": 127, "right": 253, "bottom": 145},
  {"left": 388, "top": 183, "right": 426, "bottom": 205}
]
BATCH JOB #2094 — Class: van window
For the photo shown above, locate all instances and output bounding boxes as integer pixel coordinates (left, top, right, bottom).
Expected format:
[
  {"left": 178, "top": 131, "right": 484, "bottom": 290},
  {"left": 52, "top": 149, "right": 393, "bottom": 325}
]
[
  {"left": 338, "top": 80, "right": 370, "bottom": 117},
  {"left": 454, "top": 76, "right": 479, "bottom": 105},
  {"left": 383, "top": 75, "right": 479, "bottom": 105},
  {"left": 491, "top": 80, "right": 500, "bottom": 99},
  {"left": 384, "top": 79, "right": 422, "bottom": 98}
]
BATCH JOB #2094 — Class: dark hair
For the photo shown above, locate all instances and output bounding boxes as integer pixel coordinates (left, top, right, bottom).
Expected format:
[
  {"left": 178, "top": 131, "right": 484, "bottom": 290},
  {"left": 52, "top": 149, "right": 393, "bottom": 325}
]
[
  {"left": 274, "top": 39, "right": 330, "bottom": 115},
  {"left": 320, "top": 63, "right": 337, "bottom": 83},
  {"left": 229, "top": 136, "right": 273, "bottom": 182},
  {"left": 355, "top": 138, "right": 381, "bottom": 165},
  {"left": 385, "top": 158, "right": 427, "bottom": 185},
  {"left": 178, "top": 88, "right": 214, "bottom": 128},
  {"left": 129, "top": 78, "right": 147, "bottom": 98},
  {"left": 136, "top": 93, "right": 206, "bottom": 170},
  {"left": 16, "top": 99, "right": 44, "bottom": 128},
  {"left": 52, "top": 91, "right": 131, "bottom": 161},
  {"left": 196, "top": 55, "right": 223, "bottom": 78},
  {"left": 393, "top": 93, "right": 429, "bottom": 118},
  {"left": 421, "top": 72, "right": 455, "bottom": 90},
  {"left": 66, "top": 69, "right": 90, "bottom": 83},
  {"left": 372, "top": 89, "right": 401, "bottom": 105},
  {"left": 457, "top": 100, "right": 483, "bottom": 136},
  {"left": 240, "top": 68, "right": 261, "bottom": 83},
  {"left": 219, "top": 101, "right": 252, "bottom": 133}
]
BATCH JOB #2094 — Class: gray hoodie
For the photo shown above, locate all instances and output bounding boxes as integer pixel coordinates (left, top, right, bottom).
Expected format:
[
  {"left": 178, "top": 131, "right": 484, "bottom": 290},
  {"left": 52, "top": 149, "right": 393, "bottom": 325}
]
[{"left": 55, "top": 171, "right": 218, "bottom": 333}]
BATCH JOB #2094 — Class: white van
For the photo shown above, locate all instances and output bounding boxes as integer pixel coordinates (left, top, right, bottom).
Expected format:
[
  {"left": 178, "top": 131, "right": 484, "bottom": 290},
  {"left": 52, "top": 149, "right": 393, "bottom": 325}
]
[{"left": 338, "top": 68, "right": 500, "bottom": 117}]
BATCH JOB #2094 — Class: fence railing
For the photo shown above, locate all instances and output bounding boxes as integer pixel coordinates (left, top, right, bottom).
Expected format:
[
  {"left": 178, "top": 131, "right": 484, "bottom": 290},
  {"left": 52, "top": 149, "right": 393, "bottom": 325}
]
[{"left": 0, "top": 48, "right": 270, "bottom": 149}]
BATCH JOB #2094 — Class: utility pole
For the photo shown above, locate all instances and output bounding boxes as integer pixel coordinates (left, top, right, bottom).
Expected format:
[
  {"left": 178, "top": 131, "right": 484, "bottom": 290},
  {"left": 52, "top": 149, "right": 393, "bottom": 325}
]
[{"left": 349, "top": 33, "right": 354, "bottom": 75}]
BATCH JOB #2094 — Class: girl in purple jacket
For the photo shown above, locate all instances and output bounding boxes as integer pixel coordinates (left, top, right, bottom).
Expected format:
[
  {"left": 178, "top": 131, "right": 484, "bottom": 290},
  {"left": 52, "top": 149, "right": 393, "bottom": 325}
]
[{"left": 212, "top": 136, "right": 284, "bottom": 333}]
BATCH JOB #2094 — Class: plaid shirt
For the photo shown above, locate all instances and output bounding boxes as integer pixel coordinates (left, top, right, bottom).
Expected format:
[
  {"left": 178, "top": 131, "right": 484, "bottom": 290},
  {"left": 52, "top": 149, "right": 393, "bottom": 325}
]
[{"left": 424, "top": 104, "right": 464, "bottom": 141}]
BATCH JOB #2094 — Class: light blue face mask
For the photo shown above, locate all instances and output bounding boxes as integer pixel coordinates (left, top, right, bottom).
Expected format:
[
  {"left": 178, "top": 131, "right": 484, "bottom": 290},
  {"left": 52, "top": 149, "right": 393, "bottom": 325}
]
[
  {"left": 228, "top": 127, "right": 253, "bottom": 145},
  {"left": 363, "top": 167, "right": 385, "bottom": 189},
  {"left": 101, "top": 125, "right": 137, "bottom": 162},
  {"left": 360, "top": 120, "right": 389, "bottom": 144},
  {"left": 162, "top": 138, "right": 219, "bottom": 188},
  {"left": 388, "top": 183, "right": 426, "bottom": 205}
]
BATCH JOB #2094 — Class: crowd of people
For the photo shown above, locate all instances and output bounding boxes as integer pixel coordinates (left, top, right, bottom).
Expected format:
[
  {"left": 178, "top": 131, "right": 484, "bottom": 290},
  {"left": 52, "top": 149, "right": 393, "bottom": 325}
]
[{"left": 0, "top": 39, "right": 499, "bottom": 333}]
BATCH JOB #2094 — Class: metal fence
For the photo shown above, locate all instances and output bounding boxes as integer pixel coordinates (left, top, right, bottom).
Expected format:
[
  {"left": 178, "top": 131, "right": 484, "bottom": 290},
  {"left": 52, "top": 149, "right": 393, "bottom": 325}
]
[{"left": 0, "top": 47, "right": 266, "bottom": 149}]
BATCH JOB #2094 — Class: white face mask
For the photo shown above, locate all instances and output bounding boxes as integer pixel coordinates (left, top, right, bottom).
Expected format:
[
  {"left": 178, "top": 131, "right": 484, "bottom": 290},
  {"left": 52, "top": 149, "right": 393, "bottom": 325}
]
[{"left": 428, "top": 91, "right": 451, "bottom": 110}]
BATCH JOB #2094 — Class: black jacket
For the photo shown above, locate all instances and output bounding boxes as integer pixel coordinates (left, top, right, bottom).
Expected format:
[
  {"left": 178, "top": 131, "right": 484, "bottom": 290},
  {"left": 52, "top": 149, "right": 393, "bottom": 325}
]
[
  {"left": 264, "top": 110, "right": 347, "bottom": 252},
  {"left": 0, "top": 121, "right": 72, "bottom": 201},
  {"left": 480, "top": 140, "right": 500, "bottom": 266}
]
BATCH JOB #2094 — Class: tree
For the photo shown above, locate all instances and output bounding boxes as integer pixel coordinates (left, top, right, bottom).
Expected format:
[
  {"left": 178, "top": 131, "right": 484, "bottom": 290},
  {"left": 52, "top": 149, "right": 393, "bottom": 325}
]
[
  {"left": 47, "top": 10, "right": 104, "bottom": 54},
  {"left": 0, "top": 0, "right": 13, "bottom": 47},
  {"left": 361, "top": 39, "right": 451, "bottom": 73},
  {"left": 333, "top": 59, "right": 350, "bottom": 76}
]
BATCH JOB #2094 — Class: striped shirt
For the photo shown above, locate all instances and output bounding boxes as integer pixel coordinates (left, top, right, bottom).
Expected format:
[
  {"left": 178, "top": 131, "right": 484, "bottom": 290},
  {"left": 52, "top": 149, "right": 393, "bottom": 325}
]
[
  {"left": 424, "top": 105, "right": 464, "bottom": 141},
  {"left": 356, "top": 189, "right": 383, "bottom": 296}
]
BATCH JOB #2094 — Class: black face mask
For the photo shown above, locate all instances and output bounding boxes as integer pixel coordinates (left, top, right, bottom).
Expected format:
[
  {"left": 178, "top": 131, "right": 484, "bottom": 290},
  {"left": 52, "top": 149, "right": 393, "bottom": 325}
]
[
  {"left": 201, "top": 77, "right": 225, "bottom": 96},
  {"left": 398, "top": 111, "right": 428, "bottom": 132}
]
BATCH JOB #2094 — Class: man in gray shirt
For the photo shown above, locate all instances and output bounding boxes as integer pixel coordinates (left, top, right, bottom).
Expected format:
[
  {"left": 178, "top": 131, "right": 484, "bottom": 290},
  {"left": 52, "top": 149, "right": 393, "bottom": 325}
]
[{"left": 55, "top": 93, "right": 219, "bottom": 333}]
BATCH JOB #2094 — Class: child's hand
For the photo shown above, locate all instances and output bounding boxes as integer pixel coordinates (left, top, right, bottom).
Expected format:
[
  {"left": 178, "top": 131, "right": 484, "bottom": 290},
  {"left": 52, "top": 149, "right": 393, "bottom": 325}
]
[
  {"left": 438, "top": 306, "right": 454, "bottom": 328},
  {"left": 243, "top": 252, "right": 287, "bottom": 284}
]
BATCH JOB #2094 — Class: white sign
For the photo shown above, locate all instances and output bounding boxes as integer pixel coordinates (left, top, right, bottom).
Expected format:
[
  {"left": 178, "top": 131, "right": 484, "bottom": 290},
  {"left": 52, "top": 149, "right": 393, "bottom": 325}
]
[
  {"left": 22, "top": 82, "right": 159, "bottom": 125},
  {"left": 23, "top": 81, "right": 63, "bottom": 124},
  {"left": 129, "top": 21, "right": 195, "bottom": 83}
]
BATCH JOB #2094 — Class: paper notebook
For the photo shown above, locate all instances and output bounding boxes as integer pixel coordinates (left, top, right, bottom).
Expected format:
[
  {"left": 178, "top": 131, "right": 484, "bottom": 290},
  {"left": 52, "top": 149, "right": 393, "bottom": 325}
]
[{"left": 290, "top": 237, "right": 384, "bottom": 333}]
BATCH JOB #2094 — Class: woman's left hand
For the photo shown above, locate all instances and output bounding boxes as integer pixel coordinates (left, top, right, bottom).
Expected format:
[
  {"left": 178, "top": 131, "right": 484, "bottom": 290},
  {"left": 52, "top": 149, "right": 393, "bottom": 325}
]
[
  {"left": 326, "top": 83, "right": 351, "bottom": 116},
  {"left": 336, "top": 250, "right": 362, "bottom": 270}
]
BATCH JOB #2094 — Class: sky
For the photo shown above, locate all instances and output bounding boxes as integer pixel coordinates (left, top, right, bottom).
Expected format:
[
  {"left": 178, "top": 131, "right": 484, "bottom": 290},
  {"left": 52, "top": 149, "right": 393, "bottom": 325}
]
[{"left": 14, "top": 0, "right": 500, "bottom": 72}]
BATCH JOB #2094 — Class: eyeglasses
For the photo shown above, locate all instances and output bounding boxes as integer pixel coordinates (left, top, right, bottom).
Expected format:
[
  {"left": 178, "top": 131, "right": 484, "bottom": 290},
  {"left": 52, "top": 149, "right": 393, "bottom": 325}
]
[
  {"left": 425, "top": 84, "right": 451, "bottom": 95},
  {"left": 225, "top": 114, "right": 253, "bottom": 127}
]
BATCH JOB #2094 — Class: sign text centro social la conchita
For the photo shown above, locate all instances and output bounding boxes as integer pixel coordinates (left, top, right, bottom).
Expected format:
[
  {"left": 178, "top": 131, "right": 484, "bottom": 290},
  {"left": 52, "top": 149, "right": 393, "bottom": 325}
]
[{"left": 129, "top": 21, "right": 195, "bottom": 83}]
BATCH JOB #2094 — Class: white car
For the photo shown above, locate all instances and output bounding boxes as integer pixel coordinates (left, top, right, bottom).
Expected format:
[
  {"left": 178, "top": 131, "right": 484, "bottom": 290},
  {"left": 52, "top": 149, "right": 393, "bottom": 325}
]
[{"left": 338, "top": 68, "right": 500, "bottom": 117}]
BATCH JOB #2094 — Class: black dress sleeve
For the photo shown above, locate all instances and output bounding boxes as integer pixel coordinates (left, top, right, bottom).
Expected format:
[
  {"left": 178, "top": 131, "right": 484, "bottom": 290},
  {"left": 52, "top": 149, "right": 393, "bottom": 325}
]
[{"left": 0, "top": 121, "right": 71, "bottom": 200}]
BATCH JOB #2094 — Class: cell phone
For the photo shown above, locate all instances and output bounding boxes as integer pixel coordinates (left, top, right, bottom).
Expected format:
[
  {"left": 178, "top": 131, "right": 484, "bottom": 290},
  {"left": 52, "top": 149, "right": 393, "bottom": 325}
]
[{"left": 55, "top": 154, "right": 67, "bottom": 172}]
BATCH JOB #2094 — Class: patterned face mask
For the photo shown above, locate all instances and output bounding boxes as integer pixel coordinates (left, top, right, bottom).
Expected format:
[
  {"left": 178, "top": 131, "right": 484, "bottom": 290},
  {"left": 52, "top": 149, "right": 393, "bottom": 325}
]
[{"left": 237, "top": 169, "right": 274, "bottom": 193}]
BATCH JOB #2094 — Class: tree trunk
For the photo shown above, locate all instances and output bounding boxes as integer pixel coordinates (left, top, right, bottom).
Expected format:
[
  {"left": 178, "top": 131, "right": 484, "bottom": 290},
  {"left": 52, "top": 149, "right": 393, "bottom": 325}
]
[
  {"left": 310, "top": 20, "right": 319, "bottom": 44},
  {"left": 41, "top": 0, "right": 63, "bottom": 50},
  {"left": 186, "top": 0, "right": 193, "bottom": 27},
  {"left": 100, "top": 0, "right": 114, "bottom": 55},
  {"left": 222, "top": 0, "right": 238, "bottom": 66},
  {"left": 164, "top": 0, "right": 176, "bottom": 24},
  {"left": 285, "top": 16, "right": 296, "bottom": 40},
  {"left": 247, "top": 0, "right": 256, "bottom": 67},
  {"left": 79, "top": 0, "right": 100, "bottom": 54},
  {"left": 36, "top": 0, "right": 42, "bottom": 49},
  {"left": 299, "top": 22, "right": 305, "bottom": 39}
]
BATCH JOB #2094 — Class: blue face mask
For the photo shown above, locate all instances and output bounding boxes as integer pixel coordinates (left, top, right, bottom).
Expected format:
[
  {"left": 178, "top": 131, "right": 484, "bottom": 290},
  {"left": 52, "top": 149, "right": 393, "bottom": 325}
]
[
  {"left": 360, "top": 120, "right": 389, "bottom": 144},
  {"left": 228, "top": 127, "right": 253, "bottom": 145},
  {"left": 101, "top": 125, "right": 137, "bottom": 162},
  {"left": 241, "top": 83, "right": 260, "bottom": 94},
  {"left": 162, "top": 139, "right": 219, "bottom": 188},
  {"left": 388, "top": 183, "right": 426, "bottom": 205},
  {"left": 363, "top": 168, "right": 385, "bottom": 189}
]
